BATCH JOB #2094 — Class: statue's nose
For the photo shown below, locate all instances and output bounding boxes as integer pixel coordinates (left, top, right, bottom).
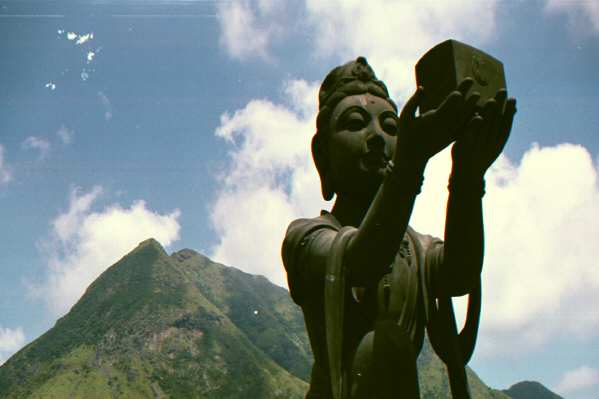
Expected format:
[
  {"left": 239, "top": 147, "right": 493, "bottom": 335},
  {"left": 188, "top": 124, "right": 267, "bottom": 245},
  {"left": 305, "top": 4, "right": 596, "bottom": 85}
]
[{"left": 366, "top": 133, "right": 385, "bottom": 153}]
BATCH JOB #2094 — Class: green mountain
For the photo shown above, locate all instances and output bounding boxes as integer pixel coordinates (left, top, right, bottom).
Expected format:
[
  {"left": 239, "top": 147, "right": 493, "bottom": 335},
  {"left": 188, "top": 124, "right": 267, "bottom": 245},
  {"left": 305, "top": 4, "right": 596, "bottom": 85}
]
[
  {"left": 502, "top": 381, "right": 563, "bottom": 399},
  {"left": 0, "top": 238, "right": 543, "bottom": 398},
  {"left": 0, "top": 239, "right": 310, "bottom": 398}
]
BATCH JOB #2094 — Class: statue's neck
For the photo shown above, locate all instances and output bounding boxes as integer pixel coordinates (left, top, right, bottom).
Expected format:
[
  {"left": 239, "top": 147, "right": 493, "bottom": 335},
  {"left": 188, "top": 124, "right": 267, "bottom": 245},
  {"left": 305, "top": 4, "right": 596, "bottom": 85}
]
[{"left": 330, "top": 194, "right": 371, "bottom": 228}]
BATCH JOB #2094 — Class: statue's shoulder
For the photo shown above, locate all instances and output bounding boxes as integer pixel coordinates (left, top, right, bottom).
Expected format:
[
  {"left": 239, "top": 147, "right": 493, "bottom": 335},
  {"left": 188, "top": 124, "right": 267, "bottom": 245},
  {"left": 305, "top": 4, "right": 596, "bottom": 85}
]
[
  {"left": 283, "top": 212, "right": 340, "bottom": 267},
  {"left": 284, "top": 211, "right": 341, "bottom": 244},
  {"left": 282, "top": 212, "right": 341, "bottom": 305},
  {"left": 405, "top": 226, "right": 443, "bottom": 254}
]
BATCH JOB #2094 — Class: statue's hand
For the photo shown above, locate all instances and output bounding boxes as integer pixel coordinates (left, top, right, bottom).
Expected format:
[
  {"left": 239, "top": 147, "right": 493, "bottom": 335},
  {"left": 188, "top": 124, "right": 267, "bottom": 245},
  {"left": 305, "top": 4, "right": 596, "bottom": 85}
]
[
  {"left": 396, "top": 78, "right": 479, "bottom": 168},
  {"left": 451, "top": 89, "right": 517, "bottom": 181}
]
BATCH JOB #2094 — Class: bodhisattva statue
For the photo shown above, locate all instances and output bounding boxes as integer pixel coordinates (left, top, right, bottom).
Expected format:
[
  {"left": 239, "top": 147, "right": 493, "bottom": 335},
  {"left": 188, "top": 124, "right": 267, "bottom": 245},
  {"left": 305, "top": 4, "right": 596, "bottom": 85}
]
[{"left": 281, "top": 46, "right": 516, "bottom": 399}]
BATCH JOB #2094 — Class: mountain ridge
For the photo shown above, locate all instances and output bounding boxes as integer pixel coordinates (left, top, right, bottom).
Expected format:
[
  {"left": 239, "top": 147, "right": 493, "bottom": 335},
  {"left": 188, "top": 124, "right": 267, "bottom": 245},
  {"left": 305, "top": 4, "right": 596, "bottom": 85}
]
[{"left": 0, "top": 238, "right": 561, "bottom": 398}]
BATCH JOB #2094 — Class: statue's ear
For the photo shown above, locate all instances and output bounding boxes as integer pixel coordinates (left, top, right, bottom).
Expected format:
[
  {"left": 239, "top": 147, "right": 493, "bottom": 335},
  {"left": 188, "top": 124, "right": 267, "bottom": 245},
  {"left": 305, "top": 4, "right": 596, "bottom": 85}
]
[{"left": 311, "top": 133, "right": 334, "bottom": 201}]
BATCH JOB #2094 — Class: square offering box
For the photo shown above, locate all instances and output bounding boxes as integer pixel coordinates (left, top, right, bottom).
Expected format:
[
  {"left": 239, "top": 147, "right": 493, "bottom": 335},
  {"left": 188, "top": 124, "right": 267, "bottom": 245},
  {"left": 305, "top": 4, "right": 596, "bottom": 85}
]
[{"left": 415, "top": 39, "right": 506, "bottom": 113}]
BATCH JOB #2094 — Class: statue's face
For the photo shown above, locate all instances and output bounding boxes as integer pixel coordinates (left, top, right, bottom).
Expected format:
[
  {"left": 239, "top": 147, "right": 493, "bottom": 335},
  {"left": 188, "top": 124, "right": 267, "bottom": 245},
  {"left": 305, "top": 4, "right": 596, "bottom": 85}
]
[{"left": 327, "top": 93, "right": 398, "bottom": 199}]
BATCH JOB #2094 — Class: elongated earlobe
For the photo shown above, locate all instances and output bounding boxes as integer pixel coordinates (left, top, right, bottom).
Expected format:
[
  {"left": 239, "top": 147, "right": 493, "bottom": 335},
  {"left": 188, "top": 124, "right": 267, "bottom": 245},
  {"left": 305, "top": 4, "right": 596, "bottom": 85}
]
[
  {"left": 311, "top": 133, "right": 334, "bottom": 201},
  {"left": 322, "top": 174, "right": 334, "bottom": 201}
]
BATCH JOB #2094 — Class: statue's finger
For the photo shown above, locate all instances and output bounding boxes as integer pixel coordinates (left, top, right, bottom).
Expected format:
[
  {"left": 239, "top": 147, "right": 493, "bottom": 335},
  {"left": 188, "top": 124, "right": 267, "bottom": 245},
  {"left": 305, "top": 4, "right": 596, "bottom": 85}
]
[
  {"left": 494, "top": 89, "right": 508, "bottom": 116},
  {"left": 465, "top": 92, "right": 481, "bottom": 112},
  {"left": 461, "top": 92, "right": 481, "bottom": 126},
  {"left": 436, "top": 90, "right": 465, "bottom": 132},
  {"left": 495, "top": 89, "right": 507, "bottom": 107},
  {"left": 481, "top": 98, "right": 498, "bottom": 121},
  {"left": 399, "top": 86, "right": 423, "bottom": 126},
  {"left": 457, "top": 78, "right": 475, "bottom": 96}
]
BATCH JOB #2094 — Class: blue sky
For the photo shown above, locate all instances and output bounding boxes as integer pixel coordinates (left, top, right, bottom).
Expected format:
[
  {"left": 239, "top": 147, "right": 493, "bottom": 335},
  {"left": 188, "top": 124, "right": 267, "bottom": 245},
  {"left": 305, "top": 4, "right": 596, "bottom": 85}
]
[{"left": 1, "top": 0, "right": 599, "bottom": 397}]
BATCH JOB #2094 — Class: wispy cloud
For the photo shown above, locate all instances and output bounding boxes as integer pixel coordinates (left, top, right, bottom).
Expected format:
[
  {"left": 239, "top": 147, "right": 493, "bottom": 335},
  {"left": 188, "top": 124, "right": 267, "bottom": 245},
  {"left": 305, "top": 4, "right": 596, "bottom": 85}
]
[
  {"left": 56, "top": 125, "right": 74, "bottom": 145},
  {"left": 30, "top": 186, "right": 181, "bottom": 317},
  {"left": 21, "top": 136, "right": 51, "bottom": 160},
  {"left": 0, "top": 326, "right": 25, "bottom": 365},
  {"left": 98, "top": 91, "right": 113, "bottom": 120},
  {"left": 216, "top": 0, "right": 286, "bottom": 61},
  {"left": 0, "top": 144, "right": 13, "bottom": 186},
  {"left": 555, "top": 366, "right": 599, "bottom": 395},
  {"left": 545, "top": 0, "right": 599, "bottom": 36}
]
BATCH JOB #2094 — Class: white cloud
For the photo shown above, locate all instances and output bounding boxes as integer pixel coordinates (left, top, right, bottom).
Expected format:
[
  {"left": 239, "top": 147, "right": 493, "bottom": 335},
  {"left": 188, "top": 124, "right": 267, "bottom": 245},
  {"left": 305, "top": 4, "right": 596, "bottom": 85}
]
[
  {"left": 216, "top": 0, "right": 285, "bottom": 60},
  {"left": 66, "top": 32, "right": 77, "bottom": 41},
  {"left": 31, "top": 186, "right": 181, "bottom": 317},
  {"left": 211, "top": 79, "right": 325, "bottom": 286},
  {"left": 21, "top": 136, "right": 51, "bottom": 160},
  {"left": 0, "top": 144, "right": 12, "bottom": 186},
  {"left": 545, "top": 0, "right": 599, "bottom": 35},
  {"left": 45, "top": 82, "right": 56, "bottom": 91},
  {"left": 217, "top": 0, "right": 499, "bottom": 98},
  {"left": 410, "top": 142, "right": 599, "bottom": 357},
  {"left": 212, "top": 75, "right": 599, "bottom": 358},
  {"left": 555, "top": 366, "right": 599, "bottom": 395},
  {"left": 56, "top": 125, "right": 74, "bottom": 145},
  {"left": 0, "top": 326, "right": 25, "bottom": 365},
  {"left": 304, "top": 0, "right": 499, "bottom": 99}
]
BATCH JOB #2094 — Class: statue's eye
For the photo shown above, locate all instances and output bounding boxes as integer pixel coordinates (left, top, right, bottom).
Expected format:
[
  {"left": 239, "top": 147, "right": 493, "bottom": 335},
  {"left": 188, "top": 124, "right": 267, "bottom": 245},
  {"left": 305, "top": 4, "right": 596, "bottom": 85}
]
[
  {"left": 343, "top": 112, "right": 366, "bottom": 131},
  {"left": 380, "top": 113, "right": 399, "bottom": 136}
]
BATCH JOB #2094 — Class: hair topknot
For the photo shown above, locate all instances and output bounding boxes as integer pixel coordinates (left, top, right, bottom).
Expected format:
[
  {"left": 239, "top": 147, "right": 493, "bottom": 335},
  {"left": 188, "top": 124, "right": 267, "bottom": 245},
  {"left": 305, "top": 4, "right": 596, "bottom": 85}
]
[{"left": 316, "top": 57, "right": 396, "bottom": 135}]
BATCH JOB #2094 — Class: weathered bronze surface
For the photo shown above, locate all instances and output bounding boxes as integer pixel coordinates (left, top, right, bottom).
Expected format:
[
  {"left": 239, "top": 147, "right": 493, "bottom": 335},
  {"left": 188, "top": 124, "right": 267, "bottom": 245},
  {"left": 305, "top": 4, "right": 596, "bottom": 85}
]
[
  {"left": 416, "top": 39, "right": 506, "bottom": 112},
  {"left": 282, "top": 41, "right": 516, "bottom": 399}
]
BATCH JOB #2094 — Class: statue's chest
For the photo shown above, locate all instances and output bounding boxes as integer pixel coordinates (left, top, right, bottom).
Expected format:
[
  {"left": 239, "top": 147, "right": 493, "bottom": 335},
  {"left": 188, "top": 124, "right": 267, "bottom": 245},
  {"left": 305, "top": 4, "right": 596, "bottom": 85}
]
[
  {"left": 349, "top": 234, "right": 425, "bottom": 349},
  {"left": 376, "top": 238, "right": 420, "bottom": 324}
]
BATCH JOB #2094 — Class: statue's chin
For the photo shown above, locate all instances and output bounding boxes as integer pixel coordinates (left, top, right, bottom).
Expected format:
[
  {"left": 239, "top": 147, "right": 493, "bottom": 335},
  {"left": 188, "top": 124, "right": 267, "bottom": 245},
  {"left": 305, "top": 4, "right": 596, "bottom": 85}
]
[{"left": 336, "top": 174, "right": 382, "bottom": 204}]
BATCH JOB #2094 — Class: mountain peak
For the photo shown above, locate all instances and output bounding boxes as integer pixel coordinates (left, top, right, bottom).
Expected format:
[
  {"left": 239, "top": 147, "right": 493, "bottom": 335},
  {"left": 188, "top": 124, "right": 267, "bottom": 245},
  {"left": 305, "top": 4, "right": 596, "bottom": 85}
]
[
  {"left": 136, "top": 237, "right": 165, "bottom": 251},
  {"left": 503, "top": 380, "right": 563, "bottom": 399},
  {"left": 126, "top": 237, "right": 170, "bottom": 260}
]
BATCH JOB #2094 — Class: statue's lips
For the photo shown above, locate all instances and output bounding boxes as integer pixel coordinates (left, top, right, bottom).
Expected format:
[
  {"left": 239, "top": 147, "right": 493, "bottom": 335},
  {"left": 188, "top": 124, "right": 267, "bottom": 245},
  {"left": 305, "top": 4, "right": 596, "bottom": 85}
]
[{"left": 361, "top": 152, "right": 389, "bottom": 172}]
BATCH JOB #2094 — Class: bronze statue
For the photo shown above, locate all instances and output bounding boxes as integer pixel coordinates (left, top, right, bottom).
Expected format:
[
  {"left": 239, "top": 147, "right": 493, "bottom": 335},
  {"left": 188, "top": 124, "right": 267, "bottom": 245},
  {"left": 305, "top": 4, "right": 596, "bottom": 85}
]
[{"left": 282, "top": 44, "right": 516, "bottom": 399}]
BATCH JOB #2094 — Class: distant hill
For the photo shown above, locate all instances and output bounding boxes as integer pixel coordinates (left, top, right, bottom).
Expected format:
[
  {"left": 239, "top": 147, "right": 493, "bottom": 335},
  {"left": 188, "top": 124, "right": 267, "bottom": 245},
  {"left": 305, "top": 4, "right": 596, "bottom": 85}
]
[
  {"left": 502, "top": 381, "right": 563, "bottom": 399},
  {"left": 0, "top": 238, "right": 544, "bottom": 398}
]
